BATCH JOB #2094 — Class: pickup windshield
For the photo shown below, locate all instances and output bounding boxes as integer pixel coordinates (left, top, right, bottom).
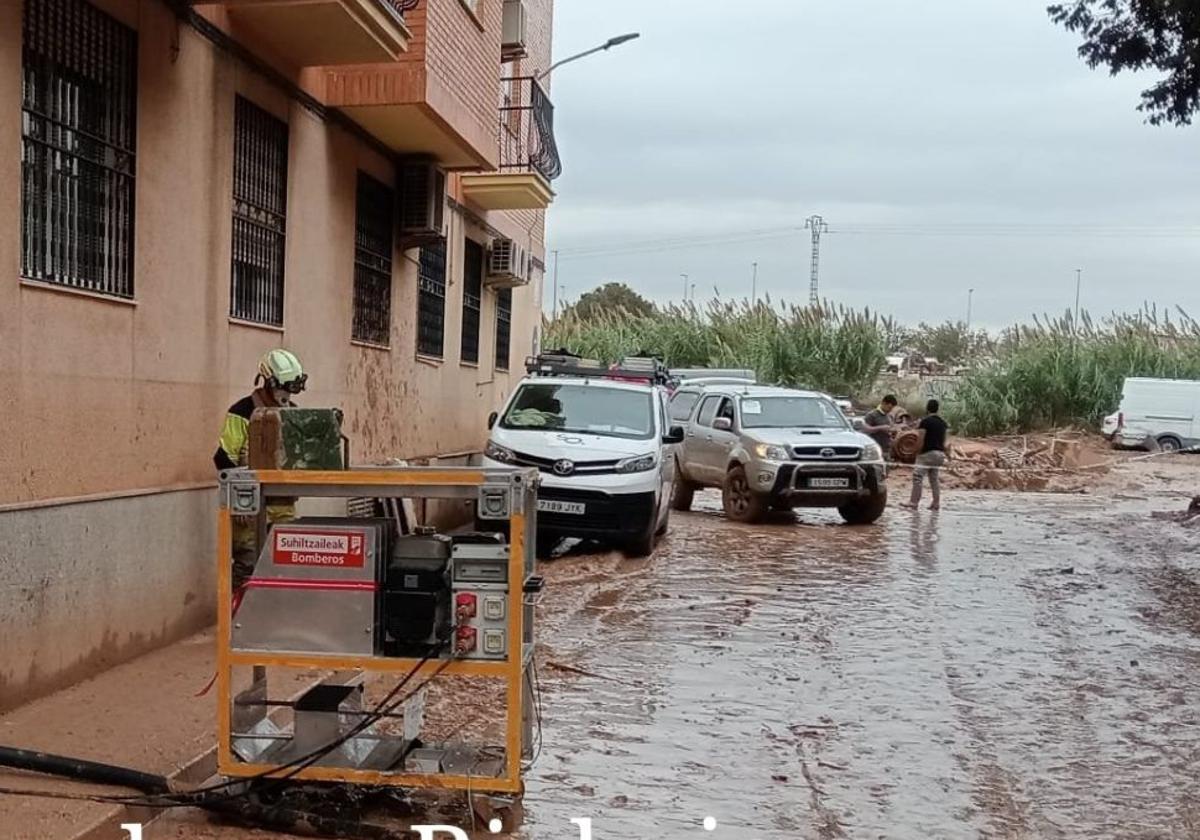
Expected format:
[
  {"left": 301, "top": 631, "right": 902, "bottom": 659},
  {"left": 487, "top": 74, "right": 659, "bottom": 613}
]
[
  {"left": 500, "top": 383, "right": 655, "bottom": 440},
  {"left": 740, "top": 396, "right": 848, "bottom": 429}
]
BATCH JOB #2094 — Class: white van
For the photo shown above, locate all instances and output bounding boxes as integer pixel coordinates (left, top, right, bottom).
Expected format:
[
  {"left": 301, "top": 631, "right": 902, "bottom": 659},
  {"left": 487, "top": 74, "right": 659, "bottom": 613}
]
[
  {"left": 1109, "top": 377, "right": 1200, "bottom": 451},
  {"left": 482, "top": 355, "right": 684, "bottom": 556}
]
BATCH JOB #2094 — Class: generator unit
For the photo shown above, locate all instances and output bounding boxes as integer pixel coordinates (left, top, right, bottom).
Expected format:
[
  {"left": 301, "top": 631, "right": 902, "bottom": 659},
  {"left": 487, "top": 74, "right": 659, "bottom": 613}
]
[
  {"left": 232, "top": 522, "right": 527, "bottom": 663},
  {"left": 217, "top": 449, "right": 539, "bottom": 830}
]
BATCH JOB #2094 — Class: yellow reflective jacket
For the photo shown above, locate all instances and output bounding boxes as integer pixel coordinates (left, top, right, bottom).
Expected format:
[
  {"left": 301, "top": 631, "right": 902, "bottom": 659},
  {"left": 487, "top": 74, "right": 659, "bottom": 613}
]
[{"left": 215, "top": 392, "right": 294, "bottom": 541}]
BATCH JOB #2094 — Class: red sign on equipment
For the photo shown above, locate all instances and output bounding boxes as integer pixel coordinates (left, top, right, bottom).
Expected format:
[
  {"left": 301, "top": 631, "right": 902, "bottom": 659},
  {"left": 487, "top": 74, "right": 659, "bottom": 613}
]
[{"left": 273, "top": 529, "right": 365, "bottom": 568}]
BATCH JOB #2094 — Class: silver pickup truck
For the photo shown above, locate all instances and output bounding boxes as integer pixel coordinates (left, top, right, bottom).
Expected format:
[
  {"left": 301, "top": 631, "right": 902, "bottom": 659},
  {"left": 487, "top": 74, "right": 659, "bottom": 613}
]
[{"left": 668, "top": 384, "right": 888, "bottom": 524}]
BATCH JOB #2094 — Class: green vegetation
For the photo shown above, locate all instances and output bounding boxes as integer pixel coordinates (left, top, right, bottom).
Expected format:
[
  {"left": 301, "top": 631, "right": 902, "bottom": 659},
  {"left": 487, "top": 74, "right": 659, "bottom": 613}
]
[
  {"left": 947, "top": 310, "right": 1200, "bottom": 435},
  {"left": 546, "top": 292, "right": 1200, "bottom": 436},
  {"left": 544, "top": 299, "right": 888, "bottom": 397}
]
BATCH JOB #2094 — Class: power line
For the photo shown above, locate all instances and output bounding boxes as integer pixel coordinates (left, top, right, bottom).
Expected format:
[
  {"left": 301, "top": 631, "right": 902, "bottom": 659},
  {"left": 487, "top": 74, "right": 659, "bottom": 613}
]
[{"left": 551, "top": 222, "right": 1200, "bottom": 261}]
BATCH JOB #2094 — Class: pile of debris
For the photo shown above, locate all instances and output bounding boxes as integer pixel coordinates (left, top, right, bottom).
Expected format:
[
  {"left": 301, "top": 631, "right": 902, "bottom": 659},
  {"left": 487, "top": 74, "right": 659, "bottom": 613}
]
[
  {"left": 1151, "top": 496, "right": 1200, "bottom": 527},
  {"left": 891, "top": 431, "right": 1112, "bottom": 493}
]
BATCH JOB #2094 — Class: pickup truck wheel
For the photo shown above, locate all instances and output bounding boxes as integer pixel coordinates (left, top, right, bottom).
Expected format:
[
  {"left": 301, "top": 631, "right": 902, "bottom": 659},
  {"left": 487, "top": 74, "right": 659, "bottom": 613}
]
[
  {"left": 723, "top": 466, "right": 769, "bottom": 524},
  {"left": 671, "top": 473, "right": 696, "bottom": 512},
  {"left": 839, "top": 490, "right": 888, "bottom": 525}
]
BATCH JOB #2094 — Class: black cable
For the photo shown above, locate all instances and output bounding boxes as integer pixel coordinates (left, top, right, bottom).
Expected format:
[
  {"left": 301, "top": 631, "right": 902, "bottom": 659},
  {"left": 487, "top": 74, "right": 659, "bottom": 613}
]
[{"left": 0, "top": 747, "right": 170, "bottom": 795}]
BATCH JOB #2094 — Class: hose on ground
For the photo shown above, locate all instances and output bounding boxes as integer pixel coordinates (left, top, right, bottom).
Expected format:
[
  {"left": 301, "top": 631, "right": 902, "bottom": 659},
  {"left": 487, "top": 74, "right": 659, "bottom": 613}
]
[{"left": 0, "top": 746, "right": 170, "bottom": 795}]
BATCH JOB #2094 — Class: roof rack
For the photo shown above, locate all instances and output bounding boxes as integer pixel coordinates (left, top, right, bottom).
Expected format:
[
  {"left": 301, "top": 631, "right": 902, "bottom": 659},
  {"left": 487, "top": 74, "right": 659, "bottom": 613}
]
[{"left": 524, "top": 353, "right": 674, "bottom": 386}]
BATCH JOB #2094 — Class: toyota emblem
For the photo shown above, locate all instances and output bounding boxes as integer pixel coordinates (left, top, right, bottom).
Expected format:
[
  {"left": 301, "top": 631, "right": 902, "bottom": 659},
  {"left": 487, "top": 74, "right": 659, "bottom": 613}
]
[
  {"left": 553, "top": 459, "right": 576, "bottom": 476},
  {"left": 820, "top": 448, "right": 836, "bottom": 458}
]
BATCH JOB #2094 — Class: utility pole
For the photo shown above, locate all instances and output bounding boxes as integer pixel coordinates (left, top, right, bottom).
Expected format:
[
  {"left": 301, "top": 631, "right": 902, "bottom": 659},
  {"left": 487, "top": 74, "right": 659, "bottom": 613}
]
[
  {"left": 551, "top": 249, "right": 559, "bottom": 319},
  {"left": 967, "top": 288, "right": 974, "bottom": 330},
  {"left": 1074, "top": 268, "right": 1082, "bottom": 327},
  {"left": 751, "top": 262, "right": 758, "bottom": 303},
  {"left": 804, "top": 215, "right": 829, "bottom": 306}
]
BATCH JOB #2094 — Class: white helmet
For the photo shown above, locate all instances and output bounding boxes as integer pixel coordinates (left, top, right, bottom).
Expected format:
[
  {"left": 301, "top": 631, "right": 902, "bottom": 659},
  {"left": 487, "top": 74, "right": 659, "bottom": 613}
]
[{"left": 257, "top": 349, "right": 307, "bottom": 394}]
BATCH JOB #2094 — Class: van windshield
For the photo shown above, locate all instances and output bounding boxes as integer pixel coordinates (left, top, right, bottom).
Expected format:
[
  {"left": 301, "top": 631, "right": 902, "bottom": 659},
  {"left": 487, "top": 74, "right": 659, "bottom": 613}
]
[
  {"left": 500, "top": 383, "right": 655, "bottom": 440},
  {"left": 740, "top": 396, "right": 848, "bottom": 429}
]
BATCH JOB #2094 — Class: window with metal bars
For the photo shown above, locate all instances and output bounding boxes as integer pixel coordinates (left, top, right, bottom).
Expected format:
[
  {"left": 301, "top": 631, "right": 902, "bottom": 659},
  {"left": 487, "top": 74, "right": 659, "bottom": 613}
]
[
  {"left": 20, "top": 0, "right": 138, "bottom": 298},
  {"left": 495, "top": 288, "right": 513, "bottom": 371},
  {"left": 417, "top": 240, "right": 447, "bottom": 357},
  {"left": 352, "top": 173, "right": 394, "bottom": 346},
  {"left": 230, "top": 96, "right": 288, "bottom": 326},
  {"left": 460, "top": 239, "right": 484, "bottom": 364}
]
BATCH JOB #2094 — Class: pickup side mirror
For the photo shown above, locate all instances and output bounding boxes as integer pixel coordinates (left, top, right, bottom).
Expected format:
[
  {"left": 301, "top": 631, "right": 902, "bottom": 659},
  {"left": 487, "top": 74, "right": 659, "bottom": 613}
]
[
  {"left": 487, "top": 411, "right": 498, "bottom": 430},
  {"left": 851, "top": 417, "right": 865, "bottom": 431},
  {"left": 663, "top": 425, "right": 685, "bottom": 444},
  {"left": 712, "top": 417, "right": 733, "bottom": 432}
]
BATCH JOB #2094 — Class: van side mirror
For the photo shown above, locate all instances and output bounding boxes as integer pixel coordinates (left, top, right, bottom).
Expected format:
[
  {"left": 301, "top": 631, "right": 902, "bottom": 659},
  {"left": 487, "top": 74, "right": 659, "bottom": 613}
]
[
  {"left": 712, "top": 417, "right": 733, "bottom": 432},
  {"left": 487, "top": 411, "right": 498, "bottom": 430},
  {"left": 663, "top": 425, "right": 685, "bottom": 444}
]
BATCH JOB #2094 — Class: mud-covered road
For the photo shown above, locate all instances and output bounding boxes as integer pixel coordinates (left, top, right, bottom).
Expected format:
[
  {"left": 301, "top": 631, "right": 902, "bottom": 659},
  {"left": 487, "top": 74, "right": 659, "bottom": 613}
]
[{"left": 161, "top": 458, "right": 1200, "bottom": 840}]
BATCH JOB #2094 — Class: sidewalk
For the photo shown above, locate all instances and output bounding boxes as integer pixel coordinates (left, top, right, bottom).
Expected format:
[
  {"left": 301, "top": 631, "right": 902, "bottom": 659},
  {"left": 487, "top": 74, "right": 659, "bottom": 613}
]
[{"left": 0, "top": 632, "right": 219, "bottom": 840}]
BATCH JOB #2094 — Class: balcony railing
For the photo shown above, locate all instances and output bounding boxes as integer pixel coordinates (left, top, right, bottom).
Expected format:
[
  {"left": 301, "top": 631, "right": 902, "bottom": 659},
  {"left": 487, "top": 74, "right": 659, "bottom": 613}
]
[
  {"left": 383, "top": 0, "right": 419, "bottom": 19},
  {"left": 499, "top": 76, "right": 562, "bottom": 182}
]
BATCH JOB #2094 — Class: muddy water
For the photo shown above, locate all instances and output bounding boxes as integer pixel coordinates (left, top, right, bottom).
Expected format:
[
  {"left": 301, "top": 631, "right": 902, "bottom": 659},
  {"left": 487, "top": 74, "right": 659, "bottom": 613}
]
[
  {"left": 159, "top": 473, "right": 1200, "bottom": 840},
  {"left": 521, "top": 490, "right": 1200, "bottom": 839}
]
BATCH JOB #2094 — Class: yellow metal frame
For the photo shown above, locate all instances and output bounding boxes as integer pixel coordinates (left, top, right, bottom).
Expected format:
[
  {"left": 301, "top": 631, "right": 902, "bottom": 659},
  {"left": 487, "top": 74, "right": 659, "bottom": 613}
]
[{"left": 216, "top": 467, "right": 533, "bottom": 795}]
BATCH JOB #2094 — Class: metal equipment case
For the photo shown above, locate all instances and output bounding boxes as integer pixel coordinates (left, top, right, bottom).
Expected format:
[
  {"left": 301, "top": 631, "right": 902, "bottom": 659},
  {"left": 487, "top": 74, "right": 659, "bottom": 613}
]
[{"left": 215, "top": 465, "right": 539, "bottom": 812}]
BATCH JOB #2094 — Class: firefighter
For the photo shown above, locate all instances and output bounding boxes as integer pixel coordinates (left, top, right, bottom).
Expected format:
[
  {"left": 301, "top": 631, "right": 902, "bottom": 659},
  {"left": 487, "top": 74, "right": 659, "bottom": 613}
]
[{"left": 214, "top": 349, "right": 308, "bottom": 589}]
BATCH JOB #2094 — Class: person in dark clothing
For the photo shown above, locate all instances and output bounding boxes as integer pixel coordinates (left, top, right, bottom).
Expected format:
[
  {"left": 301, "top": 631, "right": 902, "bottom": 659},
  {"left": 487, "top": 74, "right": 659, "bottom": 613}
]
[
  {"left": 862, "top": 394, "right": 899, "bottom": 460},
  {"left": 908, "top": 399, "right": 950, "bottom": 509}
]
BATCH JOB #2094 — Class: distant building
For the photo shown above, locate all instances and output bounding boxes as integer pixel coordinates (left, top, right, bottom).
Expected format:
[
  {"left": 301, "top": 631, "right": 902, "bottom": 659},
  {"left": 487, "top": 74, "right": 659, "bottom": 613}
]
[{"left": 0, "top": 0, "right": 557, "bottom": 710}]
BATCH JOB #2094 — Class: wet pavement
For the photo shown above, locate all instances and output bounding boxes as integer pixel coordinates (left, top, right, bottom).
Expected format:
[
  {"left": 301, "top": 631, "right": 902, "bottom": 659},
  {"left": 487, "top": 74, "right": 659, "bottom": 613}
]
[{"left": 158, "top": 460, "right": 1200, "bottom": 840}]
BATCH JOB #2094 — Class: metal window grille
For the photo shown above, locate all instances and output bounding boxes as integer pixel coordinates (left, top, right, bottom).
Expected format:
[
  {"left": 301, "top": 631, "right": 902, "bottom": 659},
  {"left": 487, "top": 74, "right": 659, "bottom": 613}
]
[
  {"left": 20, "top": 0, "right": 138, "bottom": 298},
  {"left": 460, "top": 239, "right": 484, "bottom": 364},
  {"left": 231, "top": 96, "right": 288, "bottom": 326},
  {"left": 495, "top": 288, "right": 512, "bottom": 371},
  {"left": 417, "top": 240, "right": 447, "bottom": 357},
  {"left": 352, "top": 172, "right": 394, "bottom": 346}
]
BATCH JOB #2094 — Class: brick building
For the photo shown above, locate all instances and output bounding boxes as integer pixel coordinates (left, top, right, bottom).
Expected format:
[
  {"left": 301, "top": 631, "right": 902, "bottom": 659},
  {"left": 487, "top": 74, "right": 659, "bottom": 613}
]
[{"left": 0, "top": 0, "right": 557, "bottom": 709}]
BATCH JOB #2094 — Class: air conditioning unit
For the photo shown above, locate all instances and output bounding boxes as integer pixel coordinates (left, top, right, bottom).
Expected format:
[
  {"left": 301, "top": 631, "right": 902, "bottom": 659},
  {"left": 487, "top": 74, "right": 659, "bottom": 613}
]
[
  {"left": 397, "top": 159, "right": 446, "bottom": 243},
  {"left": 501, "top": 0, "right": 528, "bottom": 62},
  {"left": 486, "top": 238, "right": 530, "bottom": 289}
]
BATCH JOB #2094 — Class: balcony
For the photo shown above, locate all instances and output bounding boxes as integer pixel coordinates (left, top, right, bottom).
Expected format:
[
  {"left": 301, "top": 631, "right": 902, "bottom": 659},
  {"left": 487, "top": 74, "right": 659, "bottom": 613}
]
[
  {"left": 461, "top": 76, "right": 560, "bottom": 211},
  {"left": 198, "top": 0, "right": 413, "bottom": 68},
  {"left": 309, "top": 0, "right": 503, "bottom": 170}
]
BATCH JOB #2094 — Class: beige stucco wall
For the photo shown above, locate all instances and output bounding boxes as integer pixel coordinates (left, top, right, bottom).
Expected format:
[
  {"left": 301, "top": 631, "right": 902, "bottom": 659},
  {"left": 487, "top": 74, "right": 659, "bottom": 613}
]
[{"left": 0, "top": 0, "right": 547, "bottom": 708}]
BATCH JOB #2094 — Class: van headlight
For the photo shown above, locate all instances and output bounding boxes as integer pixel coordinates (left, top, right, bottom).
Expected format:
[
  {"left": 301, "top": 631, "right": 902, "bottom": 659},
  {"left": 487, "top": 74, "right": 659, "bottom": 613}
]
[
  {"left": 485, "top": 441, "right": 516, "bottom": 463},
  {"left": 861, "top": 442, "right": 883, "bottom": 462},
  {"left": 616, "top": 453, "right": 658, "bottom": 473},
  {"left": 754, "top": 443, "right": 789, "bottom": 461}
]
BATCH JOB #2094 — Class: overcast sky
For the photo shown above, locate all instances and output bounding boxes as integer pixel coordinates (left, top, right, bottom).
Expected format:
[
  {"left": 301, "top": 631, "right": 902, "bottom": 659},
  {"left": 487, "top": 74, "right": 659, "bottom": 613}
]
[{"left": 544, "top": 0, "right": 1200, "bottom": 329}]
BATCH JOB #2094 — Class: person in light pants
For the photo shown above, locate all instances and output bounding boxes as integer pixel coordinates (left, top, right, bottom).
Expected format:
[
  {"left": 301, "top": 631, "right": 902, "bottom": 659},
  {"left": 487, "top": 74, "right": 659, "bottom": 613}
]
[{"left": 908, "top": 399, "right": 949, "bottom": 510}]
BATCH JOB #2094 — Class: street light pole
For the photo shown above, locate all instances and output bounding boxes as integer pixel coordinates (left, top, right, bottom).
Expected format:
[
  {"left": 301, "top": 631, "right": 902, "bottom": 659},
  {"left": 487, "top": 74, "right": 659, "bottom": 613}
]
[
  {"left": 1080, "top": 268, "right": 1089, "bottom": 324},
  {"left": 751, "top": 262, "right": 758, "bottom": 303},
  {"left": 551, "top": 249, "right": 559, "bottom": 319},
  {"left": 681, "top": 274, "right": 689, "bottom": 303},
  {"left": 966, "top": 288, "right": 974, "bottom": 330},
  {"left": 537, "top": 33, "right": 641, "bottom": 81}
]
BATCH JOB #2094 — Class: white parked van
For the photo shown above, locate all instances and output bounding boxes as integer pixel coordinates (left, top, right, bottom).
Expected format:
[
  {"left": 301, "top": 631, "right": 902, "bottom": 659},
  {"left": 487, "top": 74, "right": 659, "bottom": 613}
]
[
  {"left": 1109, "top": 377, "right": 1200, "bottom": 451},
  {"left": 482, "top": 354, "right": 684, "bottom": 556}
]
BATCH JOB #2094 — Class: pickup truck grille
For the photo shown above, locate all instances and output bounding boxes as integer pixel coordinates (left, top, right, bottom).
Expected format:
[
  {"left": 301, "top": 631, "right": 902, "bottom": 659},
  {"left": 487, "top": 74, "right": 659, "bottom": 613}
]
[{"left": 790, "top": 445, "right": 862, "bottom": 461}]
